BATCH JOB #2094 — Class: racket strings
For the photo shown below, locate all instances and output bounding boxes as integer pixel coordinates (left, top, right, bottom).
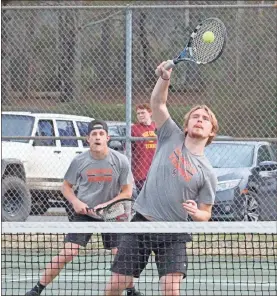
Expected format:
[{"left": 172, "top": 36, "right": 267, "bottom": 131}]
[
  {"left": 104, "top": 201, "right": 134, "bottom": 222},
  {"left": 192, "top": 19, "right": 226, "bottom": 64}
]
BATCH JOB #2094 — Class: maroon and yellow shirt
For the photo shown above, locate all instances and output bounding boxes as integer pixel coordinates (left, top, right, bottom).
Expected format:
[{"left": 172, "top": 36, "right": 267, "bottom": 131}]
[{"left": 131, "top": 122, "right": 157, "bottom": 182}]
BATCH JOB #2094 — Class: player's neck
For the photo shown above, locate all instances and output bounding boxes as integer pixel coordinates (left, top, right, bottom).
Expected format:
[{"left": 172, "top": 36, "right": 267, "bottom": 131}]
[
  {"left": 139, "top": 119, "right": 152, "bottom": 126},
  {"left": 90, "top": 148, "right": 109, "bottom": 160},
  {"left": 184, "top": 136, "right": 206, "bottom": 156}
]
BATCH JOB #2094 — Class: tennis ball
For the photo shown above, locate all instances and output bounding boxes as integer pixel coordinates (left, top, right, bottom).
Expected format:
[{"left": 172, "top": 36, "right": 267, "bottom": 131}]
[{"left": 202, "top": 31, "right": 215, "bottom": 43}]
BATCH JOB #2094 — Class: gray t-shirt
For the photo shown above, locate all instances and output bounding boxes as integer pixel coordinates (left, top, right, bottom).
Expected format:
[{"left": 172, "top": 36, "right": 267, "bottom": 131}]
[
  {"left": 134, "top": 117, "right": 217, "bottom": 221},
  {"left": 64, "top": 149, "right": 133, "bottom": 208}
]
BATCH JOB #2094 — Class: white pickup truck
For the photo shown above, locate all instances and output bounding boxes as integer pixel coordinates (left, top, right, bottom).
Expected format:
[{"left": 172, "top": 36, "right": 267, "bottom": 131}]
[{"left": 2, "top": 111, "right": 129, "bottom": 221}]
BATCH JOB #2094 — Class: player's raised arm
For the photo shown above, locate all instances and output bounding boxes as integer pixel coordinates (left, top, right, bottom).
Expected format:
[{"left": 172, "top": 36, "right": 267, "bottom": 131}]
[{"left": 150, "top": 62, "right": 171, "bottom": 130}]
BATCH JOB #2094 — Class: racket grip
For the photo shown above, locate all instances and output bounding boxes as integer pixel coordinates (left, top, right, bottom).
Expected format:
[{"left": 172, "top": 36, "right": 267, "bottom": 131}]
[{"left": 155, "top": 60, "right": 175, "bottom": 76}]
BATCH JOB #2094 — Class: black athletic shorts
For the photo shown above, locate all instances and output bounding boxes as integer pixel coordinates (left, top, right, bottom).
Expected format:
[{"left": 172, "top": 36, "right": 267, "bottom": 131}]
[
  {"left": 111, "top": 212, "right": 191, "bottom": 278},
  {"left": 64, "top": 214, "right": 120, "bottom": 249}
]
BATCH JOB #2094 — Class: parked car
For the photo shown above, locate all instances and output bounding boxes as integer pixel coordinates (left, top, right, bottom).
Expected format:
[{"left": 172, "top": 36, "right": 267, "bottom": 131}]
[
  {"left": 247, "top": 161, "right": 277, "bottom": 221},
  {"left": 1, "top": 112, "right": 133, "bottom": 221},
  {"left": 205, "top": 140, "right": 277, "bottom": 221},
  {"left": 106, "top": 121, "right": 128, "bottom": 153},
  {"left": 74, "top": 119, "right": 128, "bottom": 152}
]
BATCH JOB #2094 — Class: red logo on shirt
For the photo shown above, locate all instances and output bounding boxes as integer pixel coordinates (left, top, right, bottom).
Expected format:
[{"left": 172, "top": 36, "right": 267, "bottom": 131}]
[
  {"left": 169, "top": 148, "right": 197, "bottom": 182},
  {"left": 86, "top": 168, "right": 112, "bottom": 182}
]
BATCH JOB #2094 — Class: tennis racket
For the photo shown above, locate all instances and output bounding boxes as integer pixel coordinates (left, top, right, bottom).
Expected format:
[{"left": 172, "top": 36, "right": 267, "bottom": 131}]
[
  {"left": 88, "top": 198, "right": 135, "bottom": 222},
  {"left": 155, "top": 17, "right": 227, "bottom": 76}
]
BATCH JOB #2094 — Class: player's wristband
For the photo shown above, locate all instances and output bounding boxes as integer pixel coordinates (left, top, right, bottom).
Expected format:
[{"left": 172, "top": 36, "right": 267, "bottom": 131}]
[{"left": 160, "top": 75, "right": 170, "bottom": 81}]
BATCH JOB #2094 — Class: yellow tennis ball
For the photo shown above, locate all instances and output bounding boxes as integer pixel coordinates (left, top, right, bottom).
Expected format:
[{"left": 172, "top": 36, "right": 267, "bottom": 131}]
[{"left": 202, "top": 31, "right": 215, "bottom": 43}]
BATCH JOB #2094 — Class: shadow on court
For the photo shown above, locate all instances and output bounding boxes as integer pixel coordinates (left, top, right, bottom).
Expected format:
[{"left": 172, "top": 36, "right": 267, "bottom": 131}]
[{"left": 2, "top": 254, "right": 276, "bottom": 296}]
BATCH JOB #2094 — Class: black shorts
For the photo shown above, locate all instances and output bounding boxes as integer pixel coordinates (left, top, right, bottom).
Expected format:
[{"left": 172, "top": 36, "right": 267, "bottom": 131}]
[
  {"left": 64, "top": 214, "right": 120, "bottom": 249},
  {"left": 111, "top": 213, "right": 191, "bottom": 278}
]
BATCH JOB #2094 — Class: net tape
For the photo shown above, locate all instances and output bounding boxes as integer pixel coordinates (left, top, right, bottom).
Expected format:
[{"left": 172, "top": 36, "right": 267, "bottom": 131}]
[{"left": 3, "top": 221, "right": 277, "bottom": 234}]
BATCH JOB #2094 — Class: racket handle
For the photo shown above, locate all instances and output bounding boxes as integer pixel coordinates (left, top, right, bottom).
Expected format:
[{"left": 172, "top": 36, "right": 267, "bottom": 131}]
[
  {"left": 86, "top": 207, "right": 95, "bottom": 213},
  {"left": 155, "top": 60, "right": 175, "bottom": 76}
]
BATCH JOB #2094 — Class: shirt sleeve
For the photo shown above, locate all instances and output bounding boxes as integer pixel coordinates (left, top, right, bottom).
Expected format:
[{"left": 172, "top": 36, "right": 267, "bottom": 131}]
[
  {"left": 198, "top": 171, "right": 217, "bottom": 205},
  {"left": 119, "top": 156, "right": 134, "bottom": 186},
  {"left": 64, "top": 157, "right": 80, "bottom": 186},
  {"left": 156, "top": 117, "right": 182, "bottom": 143}
]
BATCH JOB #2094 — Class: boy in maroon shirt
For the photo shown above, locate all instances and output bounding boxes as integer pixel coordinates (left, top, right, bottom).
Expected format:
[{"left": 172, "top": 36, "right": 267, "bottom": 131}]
[{"left": 131, "top": 104, "right": 157, "bottom": 193}]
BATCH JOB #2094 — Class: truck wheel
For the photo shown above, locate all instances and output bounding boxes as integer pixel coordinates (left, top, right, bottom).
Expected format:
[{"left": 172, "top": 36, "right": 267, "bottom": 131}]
[{"left": 2, "top": 176, "right": 32, "bottom": 221}]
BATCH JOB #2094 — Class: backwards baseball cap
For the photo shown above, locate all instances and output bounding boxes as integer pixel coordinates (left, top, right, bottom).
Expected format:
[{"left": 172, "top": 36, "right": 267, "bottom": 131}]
[{"left": 87, "top": 119, "right": 108, "bottom": 135}]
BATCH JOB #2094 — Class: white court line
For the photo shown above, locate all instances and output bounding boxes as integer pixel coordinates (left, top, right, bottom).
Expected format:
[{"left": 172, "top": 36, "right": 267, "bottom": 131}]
[{"left": 2, "top": 274, "right": 276, "bottom": 287}]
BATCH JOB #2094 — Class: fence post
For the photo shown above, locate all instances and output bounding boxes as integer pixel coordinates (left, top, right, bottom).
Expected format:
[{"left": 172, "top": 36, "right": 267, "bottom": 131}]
[{"left": 125, "top": 7, "right": 132, "bottom": 162}]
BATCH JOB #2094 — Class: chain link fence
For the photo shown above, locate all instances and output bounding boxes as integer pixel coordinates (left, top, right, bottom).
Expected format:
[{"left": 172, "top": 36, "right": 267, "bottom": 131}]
[{"left": 1, "top": 1, "right": 277, "bottom": 222}]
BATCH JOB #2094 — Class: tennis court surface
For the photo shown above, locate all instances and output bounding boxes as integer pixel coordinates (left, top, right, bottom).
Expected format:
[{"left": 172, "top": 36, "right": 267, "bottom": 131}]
[{"left": 2, "top": 221, "right": 276, "bottom": 296}]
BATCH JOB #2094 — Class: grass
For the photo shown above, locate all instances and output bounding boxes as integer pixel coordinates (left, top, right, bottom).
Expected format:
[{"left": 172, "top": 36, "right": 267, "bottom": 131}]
[
  {"left": 2, "top": 84, "right": 276, "bottom": 137},
  {"left": 2, "top": 98, "right": 192, "bottom": 127}
]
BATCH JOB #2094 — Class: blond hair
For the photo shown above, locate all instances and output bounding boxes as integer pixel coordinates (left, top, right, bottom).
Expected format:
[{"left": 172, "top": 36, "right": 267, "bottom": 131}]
[{"left": 183, "top": 105, "right": 218, "bottom": 146}]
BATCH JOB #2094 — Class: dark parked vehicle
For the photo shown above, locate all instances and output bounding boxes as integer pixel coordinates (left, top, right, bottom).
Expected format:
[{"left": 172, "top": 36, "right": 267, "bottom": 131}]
[
  {"left": 106, "top": 121, "right": 127, "bottom": 153},
  {"left": 205, "top": 141, "right": 277, "bottom": 221},
  {"left": 107, "top": 128, "right": 277, "bottom": 222},
  {"left": 247, "top": 161, "right": 277, "bottom": 221}
]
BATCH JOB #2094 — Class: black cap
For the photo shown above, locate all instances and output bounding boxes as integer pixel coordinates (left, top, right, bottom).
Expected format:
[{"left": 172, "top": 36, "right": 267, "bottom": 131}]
[{"left": 88, "top": 119, "right": 108, "bottom": 135}]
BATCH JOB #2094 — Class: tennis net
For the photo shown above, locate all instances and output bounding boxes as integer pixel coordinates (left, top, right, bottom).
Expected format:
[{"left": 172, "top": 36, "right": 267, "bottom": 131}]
[{"left": 2, "top": 221, "right": 277, "bottom": 296}]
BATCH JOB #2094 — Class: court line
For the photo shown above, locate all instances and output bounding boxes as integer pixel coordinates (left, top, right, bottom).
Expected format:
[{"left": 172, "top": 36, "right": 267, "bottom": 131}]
[{"left": 2, "top": 274, "right": 276, "bottom": 287}]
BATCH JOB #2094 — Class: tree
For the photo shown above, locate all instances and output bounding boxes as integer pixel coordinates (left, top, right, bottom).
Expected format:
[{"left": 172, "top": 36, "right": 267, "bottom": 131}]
[
  {"left": 58, "top": 10, "right": 76, "bottom": 102},
  {"left": 1, "top": 0, "right": 12, "bottom": 104}
]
